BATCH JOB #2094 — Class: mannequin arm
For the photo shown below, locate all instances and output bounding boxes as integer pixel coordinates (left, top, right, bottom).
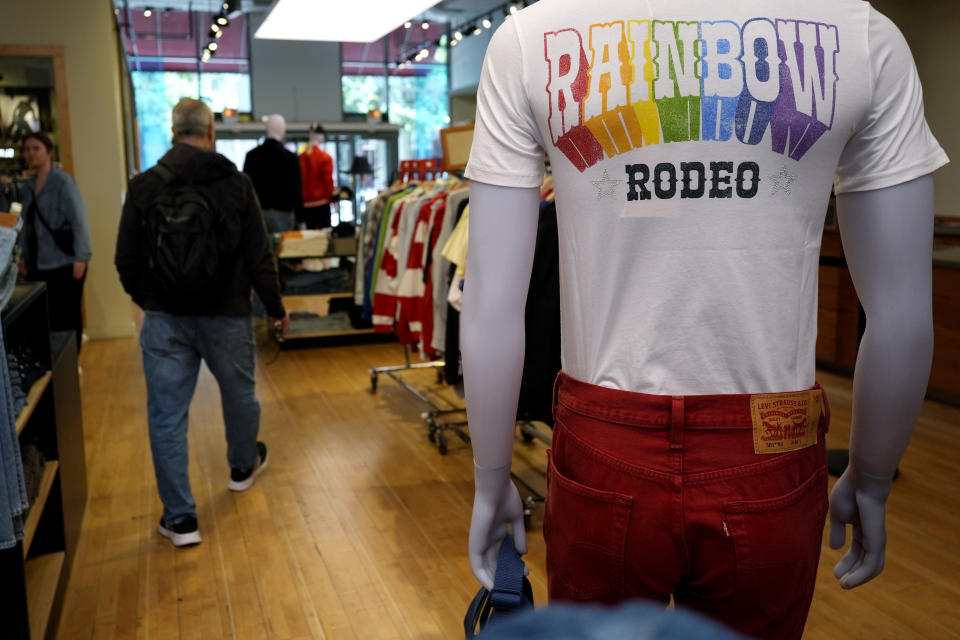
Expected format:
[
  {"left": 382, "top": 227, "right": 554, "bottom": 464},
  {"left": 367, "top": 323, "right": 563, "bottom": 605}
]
[
  {"left": 462, "top": 181, "right": 542, "bottom": 589},
  {"left": 830, "top": 174, "right": 935, "bottom": 588}
]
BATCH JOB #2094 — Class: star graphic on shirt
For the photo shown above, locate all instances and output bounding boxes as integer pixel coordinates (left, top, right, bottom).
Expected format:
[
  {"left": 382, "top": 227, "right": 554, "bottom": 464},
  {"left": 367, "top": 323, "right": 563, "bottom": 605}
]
[
  {"left": 591, "top": 169, "right": 623, "bottom": 199},
  {"left": 769, "top": 166, "right": 797, "bottom": 195}
]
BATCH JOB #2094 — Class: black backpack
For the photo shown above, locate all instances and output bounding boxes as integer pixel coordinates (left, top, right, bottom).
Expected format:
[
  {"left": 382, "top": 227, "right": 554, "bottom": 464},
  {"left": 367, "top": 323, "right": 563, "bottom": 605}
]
[{"left": 144, "top": 163, "right": 227, "bottom": 298}]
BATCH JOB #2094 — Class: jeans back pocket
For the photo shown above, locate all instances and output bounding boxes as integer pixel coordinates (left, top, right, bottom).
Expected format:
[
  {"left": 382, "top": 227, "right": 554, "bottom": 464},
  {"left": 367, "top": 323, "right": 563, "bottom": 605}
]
[
  {"left": 544, "top": 449, "right": 634, "bottom": 602},
  {"left": 722, "top": 466, "right": 828, "bottom": 620}
]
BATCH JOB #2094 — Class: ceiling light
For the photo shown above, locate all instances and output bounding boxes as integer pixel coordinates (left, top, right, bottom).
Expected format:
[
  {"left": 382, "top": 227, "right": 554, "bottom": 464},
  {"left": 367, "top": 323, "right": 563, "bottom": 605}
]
[
  {"left": 421, "top": 21, "right": 429, "bottom": 29},
  {"left": 201, "top": 51, "right": 211, "bottom": 62},
  {"left": 420, "top": 47, "right": 429, "bottom": 56},
  {"left": 143, "top": 7, "right": 153, "bottom": 17},
  {"left": 450, "top": 38, "right": 458, "bottom": 46},
  {"left": 510, "top": 5, "right": 518, "bottom": 15},
  {"left": 217, "top": 15, "right": 228, "bottom": 25},
  {"left": 208, "top": 41, "right": 219, "bottom": 51},
  {"left": 473, "top": 27, "right": 482, "bottom": 36},
  {"left": 222, "top": 2, "right": 230, "bottom": 10},
  {"left": 454, "top": 30, "right": 463, "bottom": 40},
  {"left": 482, "top": 18, "right": 492, "bottom": 29},
  {"left": 404, "top": 21, "right": 412, "bottom": 28},
  {"left": 255, "top": 0, "right": 443, "bottom": 42},
  {"left": 211, "top": 23, "right": 221, "bottom": 32},
  {"left": 215, "top": 29, "right": 224, "bottom": 38}
]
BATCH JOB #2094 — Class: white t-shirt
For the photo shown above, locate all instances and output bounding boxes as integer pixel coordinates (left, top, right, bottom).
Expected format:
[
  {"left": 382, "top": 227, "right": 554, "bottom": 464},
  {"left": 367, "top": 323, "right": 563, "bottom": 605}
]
[{"left": 465, "top": 0, "right": 949, "bottom": 395}]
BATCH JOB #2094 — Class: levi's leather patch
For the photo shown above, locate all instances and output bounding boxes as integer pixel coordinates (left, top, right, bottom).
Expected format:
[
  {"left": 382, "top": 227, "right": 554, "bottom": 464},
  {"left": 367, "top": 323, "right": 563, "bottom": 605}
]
[{"left": 750, "top": 390, "right": 821, "bottom": 454}]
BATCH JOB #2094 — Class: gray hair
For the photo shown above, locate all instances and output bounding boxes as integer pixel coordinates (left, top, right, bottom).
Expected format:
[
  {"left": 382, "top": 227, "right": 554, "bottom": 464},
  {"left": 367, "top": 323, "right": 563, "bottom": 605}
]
[{"left": 171, "top": 98, "right": 214, "bottom": 138}]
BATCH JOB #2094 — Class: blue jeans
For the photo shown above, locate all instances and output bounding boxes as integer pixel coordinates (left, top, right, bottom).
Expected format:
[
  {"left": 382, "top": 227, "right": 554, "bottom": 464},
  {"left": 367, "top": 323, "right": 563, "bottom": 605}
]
[{"left": 140, "top": 312, "right": 261, "bottom": 524}]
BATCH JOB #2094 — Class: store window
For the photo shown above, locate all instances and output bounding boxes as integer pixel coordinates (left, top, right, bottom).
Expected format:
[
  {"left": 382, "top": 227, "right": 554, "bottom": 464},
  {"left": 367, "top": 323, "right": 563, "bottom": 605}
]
[
  {"left": 116, "top": 6, "right": 251, "bottom": 170},
  {"left": 341, "top": 23, "right": 449, "bottom": 163},
  {"left": 132, "top": 71, "right": 251, "bottom": 170}
]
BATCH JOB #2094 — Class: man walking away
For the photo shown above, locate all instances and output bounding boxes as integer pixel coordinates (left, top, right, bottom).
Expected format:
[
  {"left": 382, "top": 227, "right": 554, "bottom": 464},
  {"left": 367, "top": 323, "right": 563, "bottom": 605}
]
[{"left": 115, "top": 98, "right": 290, "bottom": 547}]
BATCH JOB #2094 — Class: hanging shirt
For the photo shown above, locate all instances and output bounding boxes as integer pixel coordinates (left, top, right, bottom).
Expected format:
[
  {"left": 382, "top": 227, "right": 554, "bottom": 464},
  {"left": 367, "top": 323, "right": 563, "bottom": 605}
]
[
  {"left": 300, "top": 145, "right": 335, "bottom": 205},
  {"left": 465, "top": 0, "right": 949, "bottom": 395}
]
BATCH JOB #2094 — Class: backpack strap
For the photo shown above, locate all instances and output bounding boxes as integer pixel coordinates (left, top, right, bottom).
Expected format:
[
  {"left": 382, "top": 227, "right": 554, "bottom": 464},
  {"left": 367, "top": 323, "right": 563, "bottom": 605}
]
[{"left": 152, "top": 162, "right": 177, "bottom": 186}]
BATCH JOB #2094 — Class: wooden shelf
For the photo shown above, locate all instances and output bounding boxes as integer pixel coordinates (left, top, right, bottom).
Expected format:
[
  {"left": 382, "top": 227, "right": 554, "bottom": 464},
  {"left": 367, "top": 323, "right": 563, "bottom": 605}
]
[
  {"left": 25, "top": 551, "right": 65, "bottom": 640},
  {"left": 22, "top": 460, "right": 59, "bottom": 558},
  {"left": 15, "top": 371, "right": 52, "bottom": 437}
]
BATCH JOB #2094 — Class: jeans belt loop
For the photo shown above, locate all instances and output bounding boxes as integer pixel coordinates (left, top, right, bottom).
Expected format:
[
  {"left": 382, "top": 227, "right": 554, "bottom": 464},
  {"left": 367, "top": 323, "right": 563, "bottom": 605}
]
[
  {"left": 818, "top": 384, "right": 831, "bottom": 430},
  {"left": 670, "top": 396, "right": 685, "bottom": 451},
  {"left": 552, "top": 372, "right": 563, "bottom": 423}
]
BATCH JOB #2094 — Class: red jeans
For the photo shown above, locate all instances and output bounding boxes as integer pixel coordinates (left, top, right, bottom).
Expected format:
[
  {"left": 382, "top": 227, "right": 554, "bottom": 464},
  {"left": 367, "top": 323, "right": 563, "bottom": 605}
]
[{"left": 544, "top": 372, "right": 830, "bottom": 640}]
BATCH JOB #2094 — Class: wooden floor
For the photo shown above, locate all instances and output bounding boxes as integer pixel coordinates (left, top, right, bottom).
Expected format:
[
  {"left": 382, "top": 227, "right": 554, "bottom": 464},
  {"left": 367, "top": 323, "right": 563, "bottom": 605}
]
[{"left": 57, "top": 330, "right": 960, "bottom": 639}]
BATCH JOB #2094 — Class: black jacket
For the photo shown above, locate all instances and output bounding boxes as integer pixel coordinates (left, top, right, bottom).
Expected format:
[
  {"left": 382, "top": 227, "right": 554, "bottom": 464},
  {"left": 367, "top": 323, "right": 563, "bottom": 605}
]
[
  {"left": 115, "top": 143, "right": 286, "bottom": 318},
  {"left": 242, "top": 138, "right": 303, "bottom": 214}
]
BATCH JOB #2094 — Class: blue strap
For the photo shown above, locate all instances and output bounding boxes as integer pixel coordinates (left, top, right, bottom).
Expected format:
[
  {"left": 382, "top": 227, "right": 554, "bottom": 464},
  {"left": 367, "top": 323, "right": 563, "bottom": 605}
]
[{"left": 489, "top": 536, "right": 530, "bottom": 612}]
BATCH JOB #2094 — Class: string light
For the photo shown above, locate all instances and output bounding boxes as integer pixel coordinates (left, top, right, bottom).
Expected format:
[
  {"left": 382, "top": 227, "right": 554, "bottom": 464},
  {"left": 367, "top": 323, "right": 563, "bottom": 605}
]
[
  {"left": 217, "top": 15, "right": 229, "bottom": 26},
  {"left": 143, "top": 7, "right": 153, "bottom": 17},
  {"left": 421, "top": 21, "right": 430, "bottom": 29},
  {"left": 472, "top": 26, "right": 482, "bottom": 36},
  {"left": 482, "top": 17, "right": 492, "bottom": 29},
  {"left": 404, "top": 21, "right": 412, "bottom": 28},
  {"left": 208, "top": 41, "right": 218, "bottom": 51}
]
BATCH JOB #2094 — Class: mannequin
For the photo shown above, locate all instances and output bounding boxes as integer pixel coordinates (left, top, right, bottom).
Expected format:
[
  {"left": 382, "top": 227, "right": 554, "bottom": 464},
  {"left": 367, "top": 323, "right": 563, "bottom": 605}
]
[
  {"left": 299, "top": 123, "right": 335, "bottom": 229},
  {"left": 461, "top": 1, "right": 947, "bottom": 637},
  {"left": 464, "top": 175, "right": 935, "bottom": 588},
  {"left": 242, "top": 113, "right": 302, "bottom": 233}
]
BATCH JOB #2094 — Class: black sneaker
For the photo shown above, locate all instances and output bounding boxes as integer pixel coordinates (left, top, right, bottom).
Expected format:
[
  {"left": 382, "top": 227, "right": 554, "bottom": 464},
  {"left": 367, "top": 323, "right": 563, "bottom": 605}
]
[
  {"left": 157, "top": 515, "right": 201, "bottom": 547},
  {"left": 229, "top": 441, "right": 269, "bottom": 492}
]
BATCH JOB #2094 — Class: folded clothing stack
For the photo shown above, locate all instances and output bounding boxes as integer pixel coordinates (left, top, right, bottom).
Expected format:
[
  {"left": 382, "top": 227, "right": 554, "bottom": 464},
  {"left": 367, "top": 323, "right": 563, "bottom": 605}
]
[{"left": 7, "top": 342, "right": 47, "bottom": 418}]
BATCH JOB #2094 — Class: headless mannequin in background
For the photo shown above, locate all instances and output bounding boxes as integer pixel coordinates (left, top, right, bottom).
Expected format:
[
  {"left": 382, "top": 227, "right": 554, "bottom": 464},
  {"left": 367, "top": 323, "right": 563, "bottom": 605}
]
[
  {"left": 299, "top": 124, "right": 335, "bottom": 229},
  {"left": 242, "top": 114, "right": 302, "bottom": 233},
  {"left": 462, "top": 1, "right": 947, "bottom": 637}
]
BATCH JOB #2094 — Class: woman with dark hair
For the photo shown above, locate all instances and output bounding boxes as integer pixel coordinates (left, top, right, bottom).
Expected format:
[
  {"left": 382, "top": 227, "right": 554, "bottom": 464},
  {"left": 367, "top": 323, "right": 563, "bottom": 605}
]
[{"left": 18, "top": 131, "right": 93, "bottom": 349}]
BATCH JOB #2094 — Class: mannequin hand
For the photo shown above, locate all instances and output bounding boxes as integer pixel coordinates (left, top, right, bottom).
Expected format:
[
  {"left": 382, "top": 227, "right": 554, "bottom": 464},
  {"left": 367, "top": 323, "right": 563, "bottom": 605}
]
[
  {"left": 469, "top": 463, "right": 528, "bottom": 590},
  {"left": 828, "top": 466, "right": 894, "bottom": 589}
]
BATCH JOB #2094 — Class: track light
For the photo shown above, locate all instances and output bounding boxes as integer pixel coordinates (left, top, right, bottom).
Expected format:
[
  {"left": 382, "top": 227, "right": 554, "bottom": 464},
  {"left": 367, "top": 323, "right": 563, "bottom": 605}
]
[
  {"left": 201, "top": 50, "right": 211, "bottom": 62},
  {"left": 222, "top": 2, "right": 230, "bottom": 10},
  {"left": 510, "top": 5, "right": 519, "bottom": 14},
  {"left": 143, "top": 7, "right": 153, "bottom": 17},
  {"left": 450, "top": 38, "right": 458, "bottom": 47},
  {"left": 454, "top": 30, "right": 463, "bottom": 40},
  {"left": 421, "top": 21, "right": 429, "bottom": 29},
  {"left": 482, "top": 17, "right": 492, "bottom": 29},
  {"left": 472, "top": 26, "right": 482, "bottom": 36},
  {"left": 208, "top": 41, "right": 218, "bottom": 51},
  {"left": 211, "top": 23, "right": 221, "bottom": 32},
  {"left": 215, "top": 29, "right": 224, "bottom": 38},
  {"left": 404, "top": 21, "right": 412, "bottom": 28},
  {"left": 217, "top": 16, "right": 228, "bottom": 26}
]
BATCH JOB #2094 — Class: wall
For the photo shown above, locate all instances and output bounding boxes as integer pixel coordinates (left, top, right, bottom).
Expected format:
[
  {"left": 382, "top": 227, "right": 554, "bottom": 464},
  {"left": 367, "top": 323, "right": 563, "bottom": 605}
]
[
  {"left": 248, "top": 11, "right": 343, "bottom": 122},
  {"left": 0, "top": 0, "right": 134, "bottom": 338},
  {"left": 449, "top": 15, "right": 505, "bottom": 99},
  {"left": 870, "top": 0, "right": 959, "bottom": 217}
]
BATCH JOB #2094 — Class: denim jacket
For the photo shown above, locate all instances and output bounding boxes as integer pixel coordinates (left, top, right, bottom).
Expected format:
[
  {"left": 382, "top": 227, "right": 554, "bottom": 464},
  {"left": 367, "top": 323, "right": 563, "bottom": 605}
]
[{"left": 19, "top": 167, "right": 93, "bottom": 270}]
